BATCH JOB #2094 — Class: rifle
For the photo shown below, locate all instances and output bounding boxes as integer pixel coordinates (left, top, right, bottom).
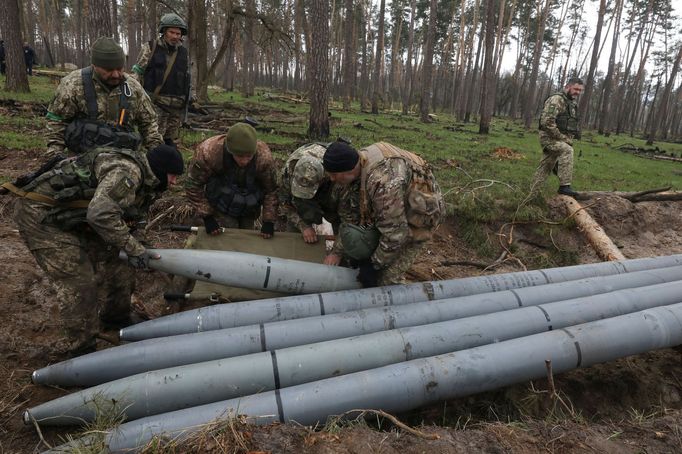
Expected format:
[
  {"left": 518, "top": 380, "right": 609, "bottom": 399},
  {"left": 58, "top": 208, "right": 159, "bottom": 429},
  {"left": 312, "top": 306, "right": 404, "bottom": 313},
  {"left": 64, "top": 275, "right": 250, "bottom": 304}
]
[
  {"left": 183, "top": 57, "right": 192, "bottom": 124},
  {"left": 0, "top": 154, "right": 65, "bottom": 195}
]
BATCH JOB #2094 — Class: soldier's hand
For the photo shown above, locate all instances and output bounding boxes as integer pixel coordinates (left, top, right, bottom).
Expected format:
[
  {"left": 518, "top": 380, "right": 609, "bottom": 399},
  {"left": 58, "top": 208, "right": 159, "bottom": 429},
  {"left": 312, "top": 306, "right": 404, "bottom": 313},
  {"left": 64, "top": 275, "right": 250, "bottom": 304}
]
[
  {"left": 203, "top": 216, "right": 222, "bottom": 235},
  {"left": 564, "top": 136, "right": 573, "bottom": 146},
  {"left": 302, "top": 227, "right": 318, "bottom": 244},
  {"left": 260, "top": 221, "right": 275, "bottom": 239},
  {"left": 128, "top": 250, "right": 161, "bottom": 270},
  {"left": 324, "top": 254, "right": 342, "bottom": 266}
]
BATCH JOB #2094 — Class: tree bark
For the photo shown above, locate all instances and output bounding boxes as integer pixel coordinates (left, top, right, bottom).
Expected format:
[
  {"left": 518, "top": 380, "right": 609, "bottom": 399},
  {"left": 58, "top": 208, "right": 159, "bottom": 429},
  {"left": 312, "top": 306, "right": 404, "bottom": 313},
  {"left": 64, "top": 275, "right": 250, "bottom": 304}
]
[
  {"left": 342, "top": 0, "right": 354, "bottom": 110},
  {"left": 522, "top": 0, "right": 551, "bottom": 129},
  {"left": 88, "top": 0, "right": 114, "bottom": 43},
  {"left": 478, "top": 0, "right": 496, "bottom": 134},
  {"left": 308, "top": 0, "right": 330, "bottom": 138},
  {"left": 419, "top": 0, "right": 437, "bottom": 122},
  {"left": 578, "top": 0, "right": 606, "bottom": 125},
  {"left": 558, "top": 196, "right": 626, "bottom": 261},
  {"left": 371, "top": 0, "right": 385, "bottom": 114},
  {"left": 401, "top": 0, "right": 417, "bottom": 115},
  {"left": 1, "top": 0, "right": 31, "bottom": 92},
  {"left": 646, "top": 44, "right": 682, "bottom": 145},
  {"left": 597, "top": 0, "right": 623, "bottom": 135}
]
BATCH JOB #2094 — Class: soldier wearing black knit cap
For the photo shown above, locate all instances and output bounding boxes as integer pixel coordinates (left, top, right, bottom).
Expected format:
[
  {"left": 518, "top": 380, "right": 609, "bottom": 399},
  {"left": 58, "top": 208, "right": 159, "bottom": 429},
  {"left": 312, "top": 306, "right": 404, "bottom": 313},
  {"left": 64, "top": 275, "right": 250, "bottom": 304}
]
[{"left": 323, "top": 141, "right": 444, "bottom": 288}]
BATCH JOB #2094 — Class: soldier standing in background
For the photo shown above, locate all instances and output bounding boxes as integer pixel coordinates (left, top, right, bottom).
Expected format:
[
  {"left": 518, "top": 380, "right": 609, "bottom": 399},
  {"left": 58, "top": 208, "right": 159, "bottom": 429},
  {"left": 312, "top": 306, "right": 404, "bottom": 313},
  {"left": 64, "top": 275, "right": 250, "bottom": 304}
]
[
  {"left": 528, "top": 77, "right": 585, "bottom": 199},
  {"left": 185, "top": 122, "right": 278, "bottom": 238},
  {"left": 23, "top": 42, "right": 36, "bottom": 75},
  {"left": 322, "top": 142, "right": 444, "bottom": 288},
  {"left": 132, "top": 13, "right": 195, "bottom": 148},
  {"left": 278, "top": 143, "right": 340, "bottom": 243},
  {"left": 0, "top": 40, "right": 6, "bottom": 74}
]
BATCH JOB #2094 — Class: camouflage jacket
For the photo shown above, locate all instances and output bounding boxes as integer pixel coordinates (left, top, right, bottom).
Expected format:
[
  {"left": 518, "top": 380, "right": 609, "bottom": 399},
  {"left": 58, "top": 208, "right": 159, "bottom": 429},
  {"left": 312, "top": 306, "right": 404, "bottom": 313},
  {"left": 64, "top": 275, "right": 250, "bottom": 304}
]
[
  {"left": 46, "top": 68, "right": 163, "bottom": 158},
  {"left": 131, "top": 38, "right": 188, "bottom": 109},
  {"left": 185, "top": 134, "right": 278, "bottom": 221},
  {"left": 334, "top": 156, "right": 412, "bottom": 268},
  {"left": 539, "top": 92, "right": 577, "bottom": 147},
  {"left": 31, "top": 152, "right": 156, "bottom": 256},
  {"left": 278, "top": 143, "right": 330, "bottom": 231}
]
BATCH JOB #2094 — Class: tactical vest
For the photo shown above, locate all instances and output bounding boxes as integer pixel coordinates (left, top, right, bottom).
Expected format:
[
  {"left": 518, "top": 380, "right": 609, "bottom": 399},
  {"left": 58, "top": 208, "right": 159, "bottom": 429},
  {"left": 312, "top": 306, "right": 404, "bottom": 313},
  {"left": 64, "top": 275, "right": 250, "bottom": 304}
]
[
  {"left": 24, "top": 147, "right": 157, "bottom": 230},
  {"left": 64, "top": 67, "right": 142, "bottom": 154},
  {"left": 541, "top": 92, "right": 580, "bottom": 135},
  {"left": 143, "top": 40, "right": 189, "bottom": 98},
  {"left": 205, "top": 150, "right": 263, "bottom": 218},
  {"left": 359, "top": 142, "right": 444, "bottom": 241}
]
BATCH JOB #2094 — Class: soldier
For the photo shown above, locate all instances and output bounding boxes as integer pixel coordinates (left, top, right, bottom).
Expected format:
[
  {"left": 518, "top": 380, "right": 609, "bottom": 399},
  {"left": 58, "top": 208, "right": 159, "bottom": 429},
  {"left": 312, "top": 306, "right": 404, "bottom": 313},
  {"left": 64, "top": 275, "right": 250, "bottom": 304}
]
[
  {"left": 528, "top": 77, "right": 585, "bottom": 199},
  {"left": 132, "top": 13, "right": 199, "bottom": 148},
  {"left": 0, "top": 40, "right": 6, "bottom": 75},
  {"left": 10, "top": 143, "right": 184, "bottom": 358},
  {"left": 23, "top": 42, "right": 36, "bottom": 75},
  {"left": 185, "top": 122, "right": 278, "bottom": 238},
  {"left": 322, "top": 142, "right": 444, "bottom": 287},
  {"left": 45, "top": 37, "right": 163, "bottom": 159},
  {"left": 278, "top": 143, "right": 340, "bottom": 243}
]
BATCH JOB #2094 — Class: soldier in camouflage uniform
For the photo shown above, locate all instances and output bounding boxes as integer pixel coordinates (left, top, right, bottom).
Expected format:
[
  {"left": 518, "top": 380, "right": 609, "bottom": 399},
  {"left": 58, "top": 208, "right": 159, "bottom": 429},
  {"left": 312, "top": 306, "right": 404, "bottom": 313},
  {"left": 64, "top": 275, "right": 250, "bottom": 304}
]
[
  {"left": 186, "top": 122, "right": 278, "bottom": 238},
  {"left": 12, "top": 144, "right": 184, "bottom": 358},
  {"left": 322, "top": 142, "right": 444, "bottom": 287},
  {"left": 132, "top": 13, "right": 196, "bottom": 147},
  {"left": 528, "top": 77, "right": 585, "bottom": 199},
  {"left": 278, "top": 143, "right": 340, "bottom": 243},
  {"left": 46, "top": 37, "right": 163, "bottom": 159}
]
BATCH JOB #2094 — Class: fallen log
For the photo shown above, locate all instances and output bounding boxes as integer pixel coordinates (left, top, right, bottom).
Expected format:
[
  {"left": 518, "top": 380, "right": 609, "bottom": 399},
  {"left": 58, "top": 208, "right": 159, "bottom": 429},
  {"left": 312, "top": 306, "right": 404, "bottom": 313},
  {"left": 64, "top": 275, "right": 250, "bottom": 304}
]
[
  {"left": 580, "top": 187, "right": 682, "bottom": 202},
  {"left": 557, "top": 195, "right": 626, "bottom": 261}
]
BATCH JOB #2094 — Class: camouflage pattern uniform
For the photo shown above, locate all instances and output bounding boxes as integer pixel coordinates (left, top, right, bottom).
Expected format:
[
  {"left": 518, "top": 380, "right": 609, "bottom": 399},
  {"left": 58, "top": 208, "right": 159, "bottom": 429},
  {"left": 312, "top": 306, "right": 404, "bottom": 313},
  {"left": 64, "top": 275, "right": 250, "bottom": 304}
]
[
  {"left": 132, "top": 39, "right": 186, "bottom": 142},
  {"left": 278, "top": 143, "right": 340, "bottom": 234},
  {"left": 185, "top": 134, "right": 278, "bottom": 228},
  {"left": 46, "top": 69, "right": 163, "bottom": 158},
  {"left": 528, "top": 92, "right": 578, "bottom": 197},
  {"left": 14, "top": 150, "right": 158, "bottom": 356},
  {"left": 333, "top": 143, "right": 444, "bottom": 286}
]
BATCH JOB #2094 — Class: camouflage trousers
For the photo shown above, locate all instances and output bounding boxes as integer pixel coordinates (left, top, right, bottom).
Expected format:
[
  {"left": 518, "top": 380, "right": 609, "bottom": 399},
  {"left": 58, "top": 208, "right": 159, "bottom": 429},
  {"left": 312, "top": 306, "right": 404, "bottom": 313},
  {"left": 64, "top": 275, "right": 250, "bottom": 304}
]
[
  {"left": 154, "top": 104, "right": 183, "bottom": 142},
  {"left": 528, "top": 141, "right": 574, "bottom": 198},
  {"left": 378, "top": 241, "right": 425, "bottom": 286},
  {"left": 14, "top": 199, "right": 135, "bottom": 355}
]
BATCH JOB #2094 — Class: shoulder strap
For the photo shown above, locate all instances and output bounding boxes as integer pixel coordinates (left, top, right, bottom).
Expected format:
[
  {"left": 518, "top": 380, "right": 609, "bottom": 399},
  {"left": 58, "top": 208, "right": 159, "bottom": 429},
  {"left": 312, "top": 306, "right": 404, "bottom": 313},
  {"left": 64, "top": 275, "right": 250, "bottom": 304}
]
[
  {"left": 152, "top": 42, "right": 179, "bottom": 98},
  {"left": 81, "top": 67, "right": 98, "bottom": 120},
  {"left": 1, "top": 181, "right": 90, "bottom": 208}
]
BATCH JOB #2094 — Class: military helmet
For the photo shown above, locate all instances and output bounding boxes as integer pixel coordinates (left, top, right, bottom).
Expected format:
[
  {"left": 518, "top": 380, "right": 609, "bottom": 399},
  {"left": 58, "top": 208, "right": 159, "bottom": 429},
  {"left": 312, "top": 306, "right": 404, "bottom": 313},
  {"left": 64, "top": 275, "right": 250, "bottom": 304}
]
[
  {"left": 292, "top": 155, "right": 325, "bottom": 199},
  {"left": 159, "top": 13, "right": 188, "bottom": 35},
  {"left": 339, "top": 223, "right": 381, "bottom": 261}
]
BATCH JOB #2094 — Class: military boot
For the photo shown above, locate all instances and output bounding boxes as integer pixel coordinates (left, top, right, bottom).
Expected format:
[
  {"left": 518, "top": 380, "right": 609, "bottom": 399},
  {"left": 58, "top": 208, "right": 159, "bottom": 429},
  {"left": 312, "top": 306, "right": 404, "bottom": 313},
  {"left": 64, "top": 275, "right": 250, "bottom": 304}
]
[{"left": 558, "top": 185, "right": 579, "bottom": 197}]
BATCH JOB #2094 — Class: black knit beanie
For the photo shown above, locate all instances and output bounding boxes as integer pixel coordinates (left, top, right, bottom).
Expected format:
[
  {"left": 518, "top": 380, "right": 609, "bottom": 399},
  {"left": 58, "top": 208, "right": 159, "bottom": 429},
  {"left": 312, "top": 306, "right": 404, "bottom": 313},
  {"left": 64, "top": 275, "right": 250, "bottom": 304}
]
[
  {"left": 323, "top": 142, "right": 359, "bottom": 172},
  {"left": 147, "top": 144, "right": 184, "bottom": 189}
]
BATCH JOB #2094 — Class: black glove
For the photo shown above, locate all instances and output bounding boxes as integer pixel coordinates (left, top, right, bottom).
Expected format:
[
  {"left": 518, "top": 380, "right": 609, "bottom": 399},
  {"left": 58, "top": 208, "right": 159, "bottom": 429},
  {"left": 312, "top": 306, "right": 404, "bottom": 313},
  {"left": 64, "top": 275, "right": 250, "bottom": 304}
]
[
  {"left": 357, "top": 261, "right": 380, "bottom": 288},
  {"left": 203, "top": 216, "right": 221, "bottom": 234},
  {"left": 128, "top": 252, "right": 150, "bottom": 270},
  {"left": 260, "top": 221, "right": 275, "bottom": 236}
]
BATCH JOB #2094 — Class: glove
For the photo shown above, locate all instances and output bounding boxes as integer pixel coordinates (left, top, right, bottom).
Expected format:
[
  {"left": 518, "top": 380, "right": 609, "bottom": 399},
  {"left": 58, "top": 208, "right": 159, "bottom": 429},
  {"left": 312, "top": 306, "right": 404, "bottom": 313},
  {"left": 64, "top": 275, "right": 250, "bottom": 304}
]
[
  {"left": 203, "top": 216, "right": 222, "bottom": 235},
  {"left": 260, "top": 221, "right": 275, "bottom": 238},
  {"left": 127, "top": 250, "right": 160, "bottom": 270},
  {"left": 357, "top": 261, "right": 380, "bottom": 288}
]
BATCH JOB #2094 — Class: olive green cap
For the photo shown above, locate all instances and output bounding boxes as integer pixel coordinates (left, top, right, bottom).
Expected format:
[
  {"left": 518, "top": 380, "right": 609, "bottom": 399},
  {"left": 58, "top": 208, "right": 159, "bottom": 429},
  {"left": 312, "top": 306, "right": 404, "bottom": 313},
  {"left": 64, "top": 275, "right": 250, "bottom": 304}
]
[
  {"left": 91, "top": 37, "right": 125, "bottom": 69},
  {"left": 292, "top": 155, "right": 325, "bottom": 199},
  {"left": 225, "top": 123, "right": 258, "bottom": 156}
]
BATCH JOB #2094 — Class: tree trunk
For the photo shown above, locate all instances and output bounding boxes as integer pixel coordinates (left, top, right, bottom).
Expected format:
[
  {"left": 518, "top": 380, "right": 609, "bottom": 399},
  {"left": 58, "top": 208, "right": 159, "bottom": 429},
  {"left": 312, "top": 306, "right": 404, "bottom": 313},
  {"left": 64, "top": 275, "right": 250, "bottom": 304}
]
[
  {"left": 342, "top": 0, "right": 354, "bottom": 110},
  {"left": 419, "top": 0, "right": 437, "bottom": 122},
  {"left": 578, "top": 0, "right": 606, "bottom": 125},
  {"left": 646, "top": 45, "right": 682, "bottom": 145},
  {"left": 478, "top": 0, "right": 496, "bottom": 134},
  {"left": 308, "top": 0, "right": 330, "bottom": 138},
  {"left": 371, "top": 0, "right": 385, "bottom": 114},
  {"left": 522, "top": 0, "right": 551, "bottom": 129},
  {"left": 112, "top": 0, "right": 120, "bottom": 42},
  {"left": 597, "top": 0, "right": 623, "bottom": 135},
  {"left": 401, "top": 0, "right": 417, "bottom": 115},
  {"left": 1, "top": 0, "right": 31, "bottom": 92},
  {"left": 88, "top": 0, "right": 113, "bottom": 43},
  {"left": 189, "top": 0, "right": 209, "bottom": 102}
]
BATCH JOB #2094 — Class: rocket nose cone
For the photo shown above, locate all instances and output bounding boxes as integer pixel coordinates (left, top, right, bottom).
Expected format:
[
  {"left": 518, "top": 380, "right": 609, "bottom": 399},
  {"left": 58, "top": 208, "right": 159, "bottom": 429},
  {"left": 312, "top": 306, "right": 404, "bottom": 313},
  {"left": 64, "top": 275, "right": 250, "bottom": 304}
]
[
  {"left": 31, "top": 370, "right": 39, "bottom": 384},
  {"left": 22, "top": 410, "right": 31, "bottom": 425}
]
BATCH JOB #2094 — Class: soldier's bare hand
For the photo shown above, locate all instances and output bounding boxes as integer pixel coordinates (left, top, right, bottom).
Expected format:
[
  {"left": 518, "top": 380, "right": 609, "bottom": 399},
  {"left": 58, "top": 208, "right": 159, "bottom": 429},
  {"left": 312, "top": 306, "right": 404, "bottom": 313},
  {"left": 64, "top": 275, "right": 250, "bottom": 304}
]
[
  {"left": 302, "top": 227, "right": 318, "bottom": 244},
  {"left": 324, "top": 254, "right": 342, "bottom": 266}
]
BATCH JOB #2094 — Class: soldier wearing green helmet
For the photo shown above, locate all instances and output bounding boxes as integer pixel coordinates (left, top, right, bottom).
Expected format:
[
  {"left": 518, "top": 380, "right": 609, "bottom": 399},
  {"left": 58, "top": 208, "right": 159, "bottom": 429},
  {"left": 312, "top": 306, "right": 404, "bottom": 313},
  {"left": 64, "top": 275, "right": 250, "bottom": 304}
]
[
  {"left": 132, "top": 13, "right": 197, "bottom": 148},
  {"left": 185, "top": 123, "right": 279, "bottom": 238}
]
